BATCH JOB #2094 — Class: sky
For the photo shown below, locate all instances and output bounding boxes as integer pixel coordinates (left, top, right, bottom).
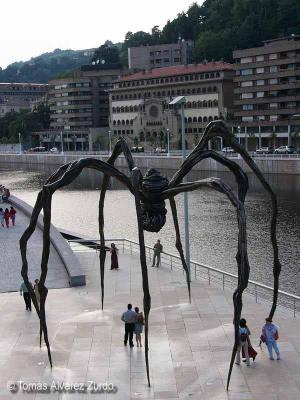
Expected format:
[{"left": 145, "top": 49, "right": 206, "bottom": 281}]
[{"left": 0, "top": 0, "right": 199, "bottom": 69}]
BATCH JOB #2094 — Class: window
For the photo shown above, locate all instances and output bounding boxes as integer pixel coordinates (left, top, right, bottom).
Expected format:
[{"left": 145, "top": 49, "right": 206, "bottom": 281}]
[
  {"left": 163, "top": 58, "right": 169, "bottom": 63},
  {"left": 242, "top": 104, "right": 253, "bottom": 111},
  {"left": 256, "top": 55, "right": 264, "bottom": 62},
  {"left": 241, "top": 57, "right": 252, "bottom": 64},
  {"left": 241, "top": 68, "right": 253, "bottom": 76},
  {"left": 256, "top": 91, "right": 264, "bottom": 98},
  {"left": 256, "top": 67, "right": 264, "bottom": 74},
  {"left": 269, "top": 103, "right": 278, "bottom": 108},
  {"left": 270, "top": 115, "right": 278, "bottom": 121},
  {"left": 155, "top": 59, "right": 162, "bottom": 64},
  {"left": 256, "top": 79, "right": 265, "bottom": 86},
  {"left": 241, "top": 81, "right": 253, "bottom": 87},
  {"left": 174, "top": 58, "right": 181, "bottom": 62},
  {"left": 242, "top": 116, "right": 253, "bottom": 122},
  {"left": 269, "top": 53, "right": 278, "bottom": 60},
  {"left": 270, "top": 65, "right": 277, "bottom": 73},
  {"left": 269, "top": 78, "right": 278, "bottom": 85},
  {"left": 241, "top": 92, "right": 253, "bottom": 99}
]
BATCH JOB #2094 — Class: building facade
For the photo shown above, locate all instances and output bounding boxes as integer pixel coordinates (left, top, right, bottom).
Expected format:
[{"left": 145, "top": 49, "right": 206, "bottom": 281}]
[
  {"left": 233, "top": 35, "right": 300, "bottom": 148},
  {"left": 109, "top": 62, "right": 234, "bottom": 149},
  {"left": 40, "top": 64, "right": 122, "bottom": 151},
  {"left": 0, "top": 83, "right": 48, "bottom": 117},
  {"left": 128, "top": 40, "right": 194, "bottom": 70}
]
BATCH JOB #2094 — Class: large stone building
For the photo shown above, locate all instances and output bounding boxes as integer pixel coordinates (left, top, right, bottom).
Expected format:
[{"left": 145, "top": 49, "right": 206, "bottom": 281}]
[
  {"left": 36, "top": 63, "right": 122, "bottom": 151},
  {"left": 233, "top": 34, "right": 300, "bottom": 148},
  {"left": 128, "top": 40, "right": 194, "bottom": 70},
  {"left": 109, "top": 62, "right": 234, "bottom": 149},
  {"left": 0, "top": 83, "right": 48, "bottom": 117}
]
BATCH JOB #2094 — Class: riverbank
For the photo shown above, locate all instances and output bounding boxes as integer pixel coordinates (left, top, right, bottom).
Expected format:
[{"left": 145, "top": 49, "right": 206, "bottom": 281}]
[{"left": 1, "top": 152, "right": 300, "bottom": 174}]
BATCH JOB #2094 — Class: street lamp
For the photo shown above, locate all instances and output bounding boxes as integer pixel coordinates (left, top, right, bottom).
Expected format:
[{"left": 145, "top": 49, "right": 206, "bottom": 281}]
[
  {"left": 166, "top": 128, "right": 170, "bottom": 157},
  {"left": 60, "top": 131, "right": 64, "bottom": 155},
  {"left": 169, "top": 96, "right": 190, "bottom": 280},
  {"left": 18, "top": 132, "right": 22, "bottom": 154},
  {"left": 108, "top": 130, "right": 112, "bottom": 155}
]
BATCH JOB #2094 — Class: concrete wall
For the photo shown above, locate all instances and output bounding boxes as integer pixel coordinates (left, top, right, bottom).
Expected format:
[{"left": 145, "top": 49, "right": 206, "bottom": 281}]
[{"left": 1, "top": 153, "right": 300, "bottom": 174}]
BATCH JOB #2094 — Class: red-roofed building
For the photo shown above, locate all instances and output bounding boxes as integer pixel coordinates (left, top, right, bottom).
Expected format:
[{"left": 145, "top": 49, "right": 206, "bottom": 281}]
[{"left": 109, "top": 62, "right": 234, "bottom": 149}]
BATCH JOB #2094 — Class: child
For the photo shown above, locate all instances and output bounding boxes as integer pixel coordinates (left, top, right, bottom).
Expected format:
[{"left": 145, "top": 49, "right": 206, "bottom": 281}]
[
  {"left": 4, "top": 208, "right": 10, "bottom": 228},
  {"left": 9, "top": 206, "right": 16, "bottom": 226}
]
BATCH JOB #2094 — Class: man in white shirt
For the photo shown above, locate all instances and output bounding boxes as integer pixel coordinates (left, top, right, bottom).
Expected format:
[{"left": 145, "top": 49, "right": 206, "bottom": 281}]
[{"left": 121, "top": 304, "right": 137, "bottom": 347}]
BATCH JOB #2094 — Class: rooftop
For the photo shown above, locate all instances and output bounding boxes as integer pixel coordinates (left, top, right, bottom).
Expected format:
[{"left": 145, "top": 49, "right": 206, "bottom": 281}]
[{"left": 119, "top": 61, "right": 233, "bottom": 82}]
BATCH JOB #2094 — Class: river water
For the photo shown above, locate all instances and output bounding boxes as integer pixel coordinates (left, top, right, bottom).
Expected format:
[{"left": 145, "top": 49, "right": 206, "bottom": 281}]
[{"left": 1, "top": 162, "right": 300, "bottom": 296}]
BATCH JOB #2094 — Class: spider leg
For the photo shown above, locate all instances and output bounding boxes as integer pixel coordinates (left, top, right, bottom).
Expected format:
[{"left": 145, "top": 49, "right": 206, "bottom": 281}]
[
  {"left": 169, "top": 197, "right": 191, "bottom": 303},
  {"left": 132, "top": 167, "right": 151, "bottom": 387},
  {"left": 98, "top": 137, "right": 136, "bottom": 310},
  {"left": 20, "top": 158, "right": 133, "bottom": 368},
  {"left": 191, "top": 120, "right": 280, "bottom": 318},
  {"left": 162, "top": 178, "right": 249, "bottom": 391}
]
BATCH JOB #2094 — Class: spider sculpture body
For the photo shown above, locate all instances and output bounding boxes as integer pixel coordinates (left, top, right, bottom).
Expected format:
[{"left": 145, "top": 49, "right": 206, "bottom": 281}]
[{"left": 20, "top": 121, "right": 281, "bottom": 390}]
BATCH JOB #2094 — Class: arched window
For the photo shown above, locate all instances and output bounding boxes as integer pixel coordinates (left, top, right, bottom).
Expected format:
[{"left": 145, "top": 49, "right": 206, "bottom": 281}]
[
  {"left": 198, "top": 101, "right": 202, "bottom": 108},
  {"left": 208, "top": 100, "right": 212, "bottom": 107},
  {"left": 214, "top": 116, "right": 219, "bottom": 120},
  {"left": 120, "top": 106, "right": 124, "bottom": 112},
  {"left": 157, "top": 91, "right": 161, "bottom": 97},
  {"left": 184, "top": 117, "right": 188, "bottom": 123},
  {"left": 139, "top": 131, "right": 145, "bottom": 141},
  {"left": 130, "top": 106, "right": 134, "bottom": 112},
  {"left": 117, "top": 120, "right": 121, "bottom": 125},
  {"left": 126, "top": 119, "right": 129, "bottom": 125},
  {"left": 112, "top": 107, "right": 116, "bottom": 113},
  {"left": 125, "top": 106, "right": 129, "bottom": 112},
  {"left": 203, "top": 101, "right": 207, "bottom": 108},
  {"left": 207, "top": 87, "right": 212, "bottom": 93},
  {"left": 121, "top": 120, "right": 125, "bottom": 125},
  {"left": 198, "top": 116, "right": 202, "bottom": 122},
  {"left": 203, "top": 116, "right": 208, "bottom": 122},
  {"left": 208, "top": 116, "right": 213, "bottom": 122},
  {"left": 188, "top": 117, "right": 192, "bottom": 123},
  {"left": 113, "top": 120, "right": 116, "bottom": 125},
  {"left": 133, "top": 93, "right": 137, "bottom": 99},
  {"left": 192, "top": 101, "right": 197, "bottom": 108},
  {"left": 138, "top": 93, "right": 141, "bottom": 99},
  {"left": 187, "top": 102, "right": 191, "bottom": 108},
  {"left": 213, "top": 100, "right": 218, "bottom": 107},
  {"left": 193, "top": 117, "right": 197, "bottom": 123},
  {"left": 134, "top": 105, "right": 138, "bottom": 112}
]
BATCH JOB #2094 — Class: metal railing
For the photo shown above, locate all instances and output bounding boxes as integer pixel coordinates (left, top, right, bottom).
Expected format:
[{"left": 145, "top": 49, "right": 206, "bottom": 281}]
[{"left": 68, "top": 237, "right": 300, "bottom": 317}]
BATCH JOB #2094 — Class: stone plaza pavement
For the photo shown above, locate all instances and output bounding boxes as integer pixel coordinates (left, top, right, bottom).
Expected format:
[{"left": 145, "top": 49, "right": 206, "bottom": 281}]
[
  {"left": 0, "top": 248, "right": 300, "bottom": 400},
  {"left": 0, "top": 201, "right": 69, "bottom": 292}
]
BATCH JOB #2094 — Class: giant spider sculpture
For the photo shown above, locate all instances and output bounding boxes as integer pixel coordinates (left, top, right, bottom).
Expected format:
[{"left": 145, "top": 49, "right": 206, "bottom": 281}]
[{"left": 20, "top": 120, "right": 281, "bottom": 390}]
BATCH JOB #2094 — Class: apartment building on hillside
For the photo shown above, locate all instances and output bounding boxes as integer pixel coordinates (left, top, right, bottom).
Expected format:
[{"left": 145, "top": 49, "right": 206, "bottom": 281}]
[{"left": 233, "top": 34, "right": 300, "bottom": 148}]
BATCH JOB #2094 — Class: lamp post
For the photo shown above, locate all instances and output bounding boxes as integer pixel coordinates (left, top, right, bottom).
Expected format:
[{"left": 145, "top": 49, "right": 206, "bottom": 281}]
[
  {"left": 60, "top": 131, "right": 64, "bottom": 155},
  {"left": 166, "top": 128, "right": 170, "bottom": 156},
  {"left": 169, "top": 96, "right": 190, "bottom": 280},
  {"left": 18, "top": 132, "right": 22, "bottom": 154},
  {"left": 108, "top": 130, "right": 112, "bottom": 155}
]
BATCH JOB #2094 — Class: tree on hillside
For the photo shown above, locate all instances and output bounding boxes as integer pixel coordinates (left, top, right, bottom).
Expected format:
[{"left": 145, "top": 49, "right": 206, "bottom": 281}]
[{"left": 92, "top": 44, "right": 120, "bottom": 65}]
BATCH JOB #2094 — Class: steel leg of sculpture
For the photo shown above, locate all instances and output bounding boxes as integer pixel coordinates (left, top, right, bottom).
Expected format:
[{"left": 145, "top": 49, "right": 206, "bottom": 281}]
[
  {"left": 169, "top": 196, "right": 191, "bottom": 302},
  {"left": 132, "top": 167, "right": 151, "bottom": 387},
  {"left": 162, "top": 177, "right": 249, "bottom": 390}
]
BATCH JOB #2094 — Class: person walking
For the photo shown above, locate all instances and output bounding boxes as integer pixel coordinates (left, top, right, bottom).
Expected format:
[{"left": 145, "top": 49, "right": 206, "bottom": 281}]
[
  {"left": 0, "top": 208, "right": 4, "bottom": 227},
  {"left": 9, "top": 206, "right": 16, "bottom": 226},
  {"left": 134, "top": 307, "right": 144, "bottom": 347},
  {"left": 121, "top": 304, "right": 137, "bottom": 347},
  {"left": 20, "top": 281, "right": 32, "bottom": 311},
  {"left": 152, "top": 239, "right": 163, "bottom": 267},
  {"left": 235, "top": 318, "right": 250, "bottom": 366},
  {"left": 4, "top": 208, "right": 10, "bottom": 228},
  {"left": 110, "top": 243, "right": 119, "bottom": 270},
  {"left": 262, "top": 317, "right": 280, "bottom": 360}
]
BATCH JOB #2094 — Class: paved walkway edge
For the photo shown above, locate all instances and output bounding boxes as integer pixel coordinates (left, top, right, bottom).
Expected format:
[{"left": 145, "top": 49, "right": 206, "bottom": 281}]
[{"left": 9, "top": 195, "right": 86, "bottom": 287}]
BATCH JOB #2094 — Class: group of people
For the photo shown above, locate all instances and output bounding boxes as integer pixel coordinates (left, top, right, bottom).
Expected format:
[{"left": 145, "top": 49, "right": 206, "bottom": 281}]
[
  {"left": 0, "top": 206, "right": 16, "bottom": 228},
  {"left": 236, "top": 317, "right": 280, "bottom": 366},
  {"left": 20, "top": 279, "right": 40, "bottom": 311},
  {"left": 121, "top": 304, "right": 145, "bottom": 347},
  {"left": 0, "top": 185, "right": 10, "bottom": 202}
]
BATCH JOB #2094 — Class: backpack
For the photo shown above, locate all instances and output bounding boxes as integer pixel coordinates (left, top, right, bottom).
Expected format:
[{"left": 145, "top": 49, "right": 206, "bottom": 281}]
[{"left": 240, "top": 328, "right": 248, "bottom": 342}]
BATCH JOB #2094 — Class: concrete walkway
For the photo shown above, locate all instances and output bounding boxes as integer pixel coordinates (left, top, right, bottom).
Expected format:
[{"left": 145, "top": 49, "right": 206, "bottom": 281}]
[
  {"left": 0, "top": 248, "right": 300, "bottom": 399},
  {"left": 0, "top": 201, "right": 69, "bottom": 292}
]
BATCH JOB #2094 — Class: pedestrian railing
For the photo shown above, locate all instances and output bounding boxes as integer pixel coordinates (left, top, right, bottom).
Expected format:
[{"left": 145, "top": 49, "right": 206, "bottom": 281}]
[{"left": 68, "top": 237, "right": 300, "bottom": 317}]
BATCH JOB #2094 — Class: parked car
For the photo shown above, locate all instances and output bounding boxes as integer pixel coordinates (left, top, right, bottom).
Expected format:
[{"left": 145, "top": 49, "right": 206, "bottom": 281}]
[
  {"left": 50, "top": 147, "right": 59, "bottom": 153},
  {"left": 155, "top": 147, "right": 167, "bottom": 153},
  {"left": 27, "top": 147, "right": 46, "bottom": 153},
  {"left": 222, "top": 147, "right": 235, "bottom": 154},
  {"left": 131, "top": 146, "right": 144, "bottom": 153},
  {"left": 274, "top": 145, "right": 296, "bottom": 154},
  {"left": 255, "top": 147, "right": 273, "bottom": 154}
]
